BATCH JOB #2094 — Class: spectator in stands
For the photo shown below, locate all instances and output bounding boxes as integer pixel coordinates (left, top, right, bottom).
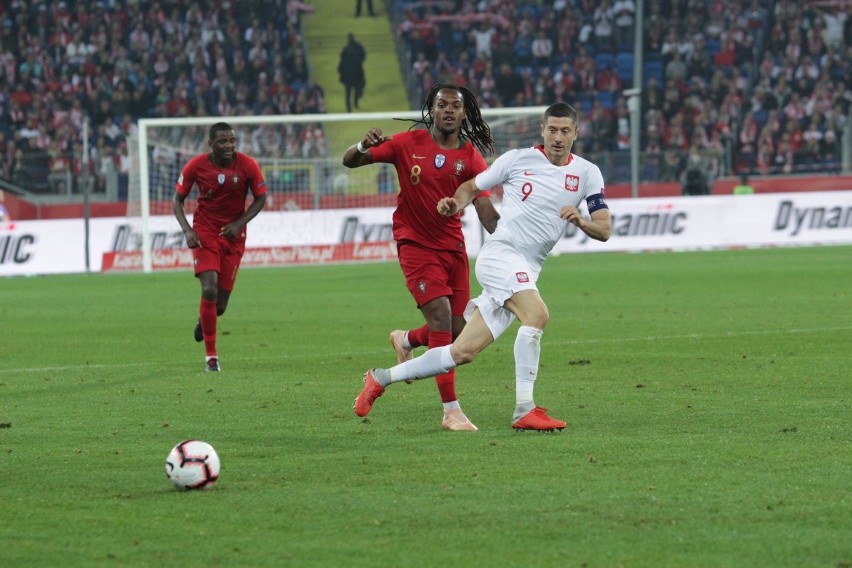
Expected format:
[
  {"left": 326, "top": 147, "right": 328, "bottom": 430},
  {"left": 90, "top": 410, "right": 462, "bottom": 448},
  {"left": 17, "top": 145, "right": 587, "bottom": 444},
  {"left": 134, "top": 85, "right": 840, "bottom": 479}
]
[
  {"left": 338, "top": 33, "right": 366, "bottom": 113},
  {"left": 354, "top": 0, "right": 376, "bottom": 18},
  {"left": 681, "top": 151, "right": 711, "bottom": 196},
  {"left": 592, "top": 0, "right": 615, "bottom": 51},
  {"left": 816, "top": 3, "right": 847, "bottom": 51},
  {"left": 494, "top": 63, "right": 523, "bottom": 107},
  {"left": 573, "top": 46, "right": 596, "bottom": 93},
  {"left": 0, "top": 0, "right": 326, "bottom": 195},
  {"left": 612, "top": 0, "right": 635, "bottom": 48},
  {"left": 512, "top": 25, "right": 535, "bottom": 67},
  {"left": 596, "top": 64, "right": 622, "bottom": 93},
  {"left": 531, "top": 30, "right": 554, "bottom": 68},
  {"left": 733, "top": 173, "right": 755, "bottom": 195},
  {"left": 469, "top": 21, "right": 497, "bottom": 61},
  {"left": 665, "top": 51, "right": 688, "bottom": 83}
]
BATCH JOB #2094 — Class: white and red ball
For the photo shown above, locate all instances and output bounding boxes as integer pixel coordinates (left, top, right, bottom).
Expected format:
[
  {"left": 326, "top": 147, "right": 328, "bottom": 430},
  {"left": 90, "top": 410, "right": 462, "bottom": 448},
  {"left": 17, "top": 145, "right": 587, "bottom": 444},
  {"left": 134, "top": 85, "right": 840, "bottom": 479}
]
[{"left": 165, "top": 439, "right": 220, "bottom": 490}]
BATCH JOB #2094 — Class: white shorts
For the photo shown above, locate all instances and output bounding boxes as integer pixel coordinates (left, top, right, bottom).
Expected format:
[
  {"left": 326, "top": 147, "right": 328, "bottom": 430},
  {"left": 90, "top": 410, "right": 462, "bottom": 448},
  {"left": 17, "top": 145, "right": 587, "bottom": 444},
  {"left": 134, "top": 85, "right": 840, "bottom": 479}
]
[{"left": 464, "top": 240, "right": 541, "bottom": 341}]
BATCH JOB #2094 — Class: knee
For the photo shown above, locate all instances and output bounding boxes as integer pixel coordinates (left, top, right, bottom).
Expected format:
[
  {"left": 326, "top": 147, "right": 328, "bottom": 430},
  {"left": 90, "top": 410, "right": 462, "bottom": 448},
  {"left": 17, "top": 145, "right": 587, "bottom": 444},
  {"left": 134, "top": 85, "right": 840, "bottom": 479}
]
[{"left": 524, "top": 306, "right": 549, "bottom": 330}]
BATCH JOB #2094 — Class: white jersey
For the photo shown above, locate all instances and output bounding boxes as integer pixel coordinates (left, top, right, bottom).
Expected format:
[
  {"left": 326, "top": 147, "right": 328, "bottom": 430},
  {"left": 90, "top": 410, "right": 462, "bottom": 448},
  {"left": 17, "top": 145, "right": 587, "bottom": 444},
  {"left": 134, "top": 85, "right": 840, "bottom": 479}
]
[{"left": 475, "top": 146, "right": 606, "bottom": 267}]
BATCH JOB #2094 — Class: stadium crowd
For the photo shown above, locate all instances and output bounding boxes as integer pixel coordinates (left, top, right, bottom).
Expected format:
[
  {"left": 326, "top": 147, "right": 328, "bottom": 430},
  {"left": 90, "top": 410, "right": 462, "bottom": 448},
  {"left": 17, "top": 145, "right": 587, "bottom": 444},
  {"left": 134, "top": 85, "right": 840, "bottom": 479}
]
[
  {"left": 0, "top": 0, "right": 849, "bottom": 197},
  {"left": 397, "top": 0, "right": 850, "bottom": 184},
  {"left": 0, "top": 0, "right": 325, "bottom": 196}
]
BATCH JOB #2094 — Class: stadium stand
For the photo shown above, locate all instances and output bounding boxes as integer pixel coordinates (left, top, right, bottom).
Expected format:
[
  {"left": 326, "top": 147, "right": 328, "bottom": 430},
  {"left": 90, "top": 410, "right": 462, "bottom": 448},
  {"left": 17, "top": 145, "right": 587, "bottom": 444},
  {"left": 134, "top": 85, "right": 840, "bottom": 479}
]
[
  {"left": 391, "top": 0, "right": 849, "bottom": 185},
  {"left": 0, "top": 0, "right": 849, "bottom": 208},
  {"left": 0, "top": 0, "right": 325, "bottom": 199}
]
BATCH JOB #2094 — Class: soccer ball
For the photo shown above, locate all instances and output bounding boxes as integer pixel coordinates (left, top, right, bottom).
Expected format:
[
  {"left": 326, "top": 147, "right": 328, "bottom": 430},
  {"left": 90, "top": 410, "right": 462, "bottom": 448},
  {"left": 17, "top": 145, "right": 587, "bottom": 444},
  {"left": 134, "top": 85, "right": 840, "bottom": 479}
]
[{"left": 164, "top": 439, "right": 220, "bottom": 490}]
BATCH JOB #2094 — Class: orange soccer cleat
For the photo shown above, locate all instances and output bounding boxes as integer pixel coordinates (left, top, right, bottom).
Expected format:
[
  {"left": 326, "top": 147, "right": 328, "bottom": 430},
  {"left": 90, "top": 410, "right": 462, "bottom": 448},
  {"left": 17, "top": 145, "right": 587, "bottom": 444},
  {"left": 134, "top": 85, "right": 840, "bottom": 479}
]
[
  {"left": 354, "top": 369, "right": 385, "bottom": 417},
  {"left": 512, "top": 406, "right": 566, "bottom": 432}
]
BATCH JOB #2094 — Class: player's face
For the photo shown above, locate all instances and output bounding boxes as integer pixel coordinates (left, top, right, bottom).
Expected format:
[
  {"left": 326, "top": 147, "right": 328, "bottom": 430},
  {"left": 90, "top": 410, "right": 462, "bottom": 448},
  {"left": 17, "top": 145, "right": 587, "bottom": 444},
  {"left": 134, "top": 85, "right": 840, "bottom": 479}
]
[
  {"left": 429, "top": 89, "right": 465, "bottom": 137},
  {"left": 540, "top": 116, "right": 577, "bottom": 165},
  {"left": 209, "top": 129, "right": 237, "bottom": 165}
]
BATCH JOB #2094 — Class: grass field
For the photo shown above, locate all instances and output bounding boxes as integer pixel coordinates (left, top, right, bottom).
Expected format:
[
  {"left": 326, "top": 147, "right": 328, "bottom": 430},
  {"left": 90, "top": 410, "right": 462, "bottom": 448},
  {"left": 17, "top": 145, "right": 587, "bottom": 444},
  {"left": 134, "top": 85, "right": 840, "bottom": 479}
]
[{"left": 1, "top": 246, "right": 850, "bottom": 567}]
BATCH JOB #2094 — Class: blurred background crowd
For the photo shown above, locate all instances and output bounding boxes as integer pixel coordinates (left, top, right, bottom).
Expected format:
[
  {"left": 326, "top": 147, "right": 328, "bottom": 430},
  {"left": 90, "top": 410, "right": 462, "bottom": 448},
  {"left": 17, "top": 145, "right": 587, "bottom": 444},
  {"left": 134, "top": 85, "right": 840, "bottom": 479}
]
[{"left": 0, "top": 0, "right": 849, "bottom": 197}]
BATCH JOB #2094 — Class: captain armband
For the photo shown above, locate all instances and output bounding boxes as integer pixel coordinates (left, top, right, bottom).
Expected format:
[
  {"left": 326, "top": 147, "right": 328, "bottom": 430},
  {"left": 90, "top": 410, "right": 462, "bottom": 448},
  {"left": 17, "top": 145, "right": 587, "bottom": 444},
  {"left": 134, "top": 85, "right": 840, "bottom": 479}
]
[{"left": 586, "top": 192, "right": 609, "bottom": 213}]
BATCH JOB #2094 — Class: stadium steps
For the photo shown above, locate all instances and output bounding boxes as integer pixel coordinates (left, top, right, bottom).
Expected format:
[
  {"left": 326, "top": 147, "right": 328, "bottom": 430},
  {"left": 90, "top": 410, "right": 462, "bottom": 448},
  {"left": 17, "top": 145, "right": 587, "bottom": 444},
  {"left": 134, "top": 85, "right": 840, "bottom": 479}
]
[{"left": 300, "top": 4, "right": 409, "bottom": 157}]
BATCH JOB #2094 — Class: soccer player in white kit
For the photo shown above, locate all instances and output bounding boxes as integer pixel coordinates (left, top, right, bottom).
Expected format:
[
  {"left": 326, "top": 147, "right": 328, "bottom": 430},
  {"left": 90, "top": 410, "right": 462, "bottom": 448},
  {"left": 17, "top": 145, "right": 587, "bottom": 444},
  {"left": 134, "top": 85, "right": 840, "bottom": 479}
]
[{"left": 355, "top": 103, "right": 612, "bottom": 431}]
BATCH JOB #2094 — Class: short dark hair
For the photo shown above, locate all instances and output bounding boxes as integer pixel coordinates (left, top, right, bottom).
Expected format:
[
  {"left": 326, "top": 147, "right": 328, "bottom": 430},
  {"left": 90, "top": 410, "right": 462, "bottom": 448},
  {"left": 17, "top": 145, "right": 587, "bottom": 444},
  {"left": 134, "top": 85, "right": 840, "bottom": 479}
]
[
  {"left": 544, "top": 103, "right": 578, "bottom": 124},
  {"left": 209, "top": 122, "right": 234, "bottom": 140}
]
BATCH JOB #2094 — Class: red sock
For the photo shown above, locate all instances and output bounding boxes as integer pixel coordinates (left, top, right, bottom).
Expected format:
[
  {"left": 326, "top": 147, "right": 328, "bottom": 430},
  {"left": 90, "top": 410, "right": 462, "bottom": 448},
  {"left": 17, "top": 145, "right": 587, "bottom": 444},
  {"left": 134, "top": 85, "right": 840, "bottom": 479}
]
[
  {"left": 408, "top": 324, "right": 430, "bottom": 348},
  {"left": 200, "top": 298, "right": 217, "bottom": 357},
  {"left": 429, "top": 330, "right": 456, "bottom": 403}
]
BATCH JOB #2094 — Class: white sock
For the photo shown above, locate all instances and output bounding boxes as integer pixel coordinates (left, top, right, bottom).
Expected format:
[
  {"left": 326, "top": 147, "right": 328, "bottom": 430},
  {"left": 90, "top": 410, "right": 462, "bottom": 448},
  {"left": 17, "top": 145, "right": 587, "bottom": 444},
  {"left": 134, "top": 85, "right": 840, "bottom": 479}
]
[
  {"left": 389, "top": 345, "right": 456, "bottom": 384},
  {"left": 402, "top": 331, "right": 412, "bottom": 350},
  {"left": 514, "top": 326, "right": 542, "bottom": 410}
]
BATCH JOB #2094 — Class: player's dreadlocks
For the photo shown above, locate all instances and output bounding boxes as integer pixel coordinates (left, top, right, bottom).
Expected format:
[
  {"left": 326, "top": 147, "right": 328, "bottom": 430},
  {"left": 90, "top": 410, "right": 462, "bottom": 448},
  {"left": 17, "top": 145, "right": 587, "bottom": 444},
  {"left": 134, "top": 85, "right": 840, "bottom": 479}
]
[{"left": 404, "top": 83, "right": 495, "bottom": 155}]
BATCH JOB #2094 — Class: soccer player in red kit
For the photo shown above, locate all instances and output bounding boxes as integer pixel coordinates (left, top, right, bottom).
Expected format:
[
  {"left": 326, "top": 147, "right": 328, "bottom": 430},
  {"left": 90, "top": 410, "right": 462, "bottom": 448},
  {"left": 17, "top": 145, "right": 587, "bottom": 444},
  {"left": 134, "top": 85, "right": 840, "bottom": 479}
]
[
  {"left": 173, "top": 122, "right": 267, "bottom": 372},
  {"left": 342, "top": 83, "right": 499, "bottom": 431}
]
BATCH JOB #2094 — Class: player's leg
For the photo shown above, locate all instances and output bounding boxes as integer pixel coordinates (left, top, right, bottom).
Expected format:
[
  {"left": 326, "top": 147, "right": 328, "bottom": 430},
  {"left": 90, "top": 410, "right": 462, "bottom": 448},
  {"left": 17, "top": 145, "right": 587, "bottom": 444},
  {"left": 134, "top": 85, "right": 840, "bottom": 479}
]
[
  {"left": 503, "top": 290, "right": 565, "bottom": 432},
  {"left": 436, "top": 249, "right": 479, "bottom": 430},
  {"left": 419, "top": 295, "right": 477, "bottom": 430},
  {"left": 203, "top": 242, "right": 242, "bottom": 372},
  {"left": 354, "top": 308, "right": 495, "bottom": 419},
  {"left": 198, "top": 269, "right": 220, "bottom": 371},
  {"left": 397, "top": 244, "right": 456, "bottom": 402},
  {"left": 191, "top": 230, "right": 222, "bottom": 371},
  {"left": 419, "top": 294, "right": 454, "bottom": 398},
  {"left": 389, "top": 323, "right": 429, "bottom": 364},
  {"left": 379, "top": 244, "right": 470, "bottom": 428}
]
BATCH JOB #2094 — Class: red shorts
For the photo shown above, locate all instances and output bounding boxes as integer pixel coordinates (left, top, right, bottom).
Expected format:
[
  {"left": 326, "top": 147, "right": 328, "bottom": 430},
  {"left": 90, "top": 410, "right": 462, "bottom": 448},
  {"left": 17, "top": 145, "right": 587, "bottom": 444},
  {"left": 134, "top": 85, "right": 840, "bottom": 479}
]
[
  {"left": 192, "top": 226, "right": 246, "bottom": 292},
  {"left": 397, "top": 241, "right": 470, "bottom": 315}
]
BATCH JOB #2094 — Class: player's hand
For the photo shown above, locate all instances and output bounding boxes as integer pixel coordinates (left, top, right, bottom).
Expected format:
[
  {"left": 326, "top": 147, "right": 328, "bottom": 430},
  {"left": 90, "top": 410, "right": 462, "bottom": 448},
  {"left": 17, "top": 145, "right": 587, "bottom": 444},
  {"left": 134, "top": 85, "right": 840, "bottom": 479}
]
[
  {"left": 560, "top": 205, "right": 583, "bottom": 227},
  {"left": 362, "top": 127, "right": 392, "bottom": 148},
  {"left": 437, "top": 197, "right": 460, "bottom": 216},
  {"left": 219, "top": 223, "right": 240, "bottom": 240},
  {"left": 183, "top": 228, "right": 200, "bottom": 248}
]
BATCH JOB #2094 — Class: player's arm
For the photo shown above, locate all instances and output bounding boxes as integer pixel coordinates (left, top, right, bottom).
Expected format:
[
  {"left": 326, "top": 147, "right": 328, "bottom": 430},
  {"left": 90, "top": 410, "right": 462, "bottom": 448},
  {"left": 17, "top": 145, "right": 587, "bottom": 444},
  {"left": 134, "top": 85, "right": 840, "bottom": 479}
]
[
  {"left": 221, "top": 163, "right": 268, "bottom": 239},
  {"left": 560, "top": 196, "right": 612, "bottom": 242},
  {"left": 342, "top": 127, "right": 391, "bottom": 168},
  {"left": 472, "top": 194, "right": 500, "bottom": 234},
  {"left": 173, "top": 169, "right": 199, "bottom": 248},
  {"left": 437, "top": 179, "right": 482, "bottom": 217},
  {"left": 467, "top": 153, "right": 499, "bottom": 233},
  {"left": 221, "top": 192, "right": 266, "bottom": 239}
]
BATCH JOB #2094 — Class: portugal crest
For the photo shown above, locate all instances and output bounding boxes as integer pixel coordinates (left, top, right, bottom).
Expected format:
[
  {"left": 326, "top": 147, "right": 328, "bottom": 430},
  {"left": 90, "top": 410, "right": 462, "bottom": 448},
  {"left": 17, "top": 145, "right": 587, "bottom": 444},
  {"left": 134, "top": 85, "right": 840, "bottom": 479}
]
[{"left": 453, "top": 159, "right": 465, "bottom": 175}]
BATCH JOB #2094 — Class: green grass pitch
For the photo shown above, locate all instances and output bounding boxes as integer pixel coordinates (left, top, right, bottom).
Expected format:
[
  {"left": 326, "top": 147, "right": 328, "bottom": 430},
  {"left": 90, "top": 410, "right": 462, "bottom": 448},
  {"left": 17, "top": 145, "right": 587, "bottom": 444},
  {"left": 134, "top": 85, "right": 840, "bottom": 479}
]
[{"left": 1, "top": 246, "right": 850, "bottom": 567}]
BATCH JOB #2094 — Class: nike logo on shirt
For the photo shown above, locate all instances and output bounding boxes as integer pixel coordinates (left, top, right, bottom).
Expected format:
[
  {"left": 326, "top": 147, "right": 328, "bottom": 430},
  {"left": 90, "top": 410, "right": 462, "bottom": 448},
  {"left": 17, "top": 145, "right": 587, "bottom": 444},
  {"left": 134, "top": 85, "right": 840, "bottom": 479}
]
[
  {"left": 524, "top": 170, "right": 536, "bottom": 176},
  {"left": 412, "top": 154, "right": 426, "bottom": 159}
]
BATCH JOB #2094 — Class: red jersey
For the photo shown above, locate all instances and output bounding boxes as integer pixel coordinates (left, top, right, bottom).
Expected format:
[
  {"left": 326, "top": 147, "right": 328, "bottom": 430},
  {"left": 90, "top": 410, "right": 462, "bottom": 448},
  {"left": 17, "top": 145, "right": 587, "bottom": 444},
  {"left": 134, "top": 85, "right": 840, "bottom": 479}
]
[
  {"left": 176, "top": 151, "right": 267, "bottom": 232},
  {"left": 370, "top": 129, "right": 489, "bottom": 252}
]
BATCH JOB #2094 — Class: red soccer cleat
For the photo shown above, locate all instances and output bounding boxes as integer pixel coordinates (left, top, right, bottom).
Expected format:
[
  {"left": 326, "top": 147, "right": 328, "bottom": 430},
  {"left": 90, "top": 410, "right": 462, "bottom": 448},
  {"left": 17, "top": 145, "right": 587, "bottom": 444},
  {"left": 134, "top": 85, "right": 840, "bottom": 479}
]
[
  {"left": 354, "top": 369, "right": 385, "bottom": 417},
  {"left": 512, "top": 406, "right": 566, "bottom": 432}
]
